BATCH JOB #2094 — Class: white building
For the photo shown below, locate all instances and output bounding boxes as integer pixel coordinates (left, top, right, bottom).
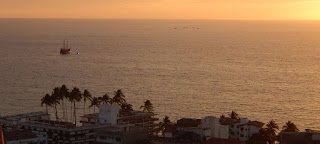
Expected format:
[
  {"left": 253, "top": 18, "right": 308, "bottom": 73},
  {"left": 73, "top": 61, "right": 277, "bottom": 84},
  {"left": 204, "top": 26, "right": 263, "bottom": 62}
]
[
  {"left": 201, "top": 116, "right": 229, "bottom": 140},
  {"left": 81, "top": 104, "right": 159, "bottom": 135},
  {"left": 220, "top": 117, "right": 264, "bottom": 142},
  {"left": 98, "top": 104, "right": 119, "bottom": 125}
]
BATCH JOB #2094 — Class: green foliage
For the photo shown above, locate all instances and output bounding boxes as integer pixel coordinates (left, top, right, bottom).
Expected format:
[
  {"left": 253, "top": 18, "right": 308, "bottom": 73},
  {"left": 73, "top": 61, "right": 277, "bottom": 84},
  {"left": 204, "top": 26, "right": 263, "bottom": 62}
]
[
  {"left": 246, "top": 128, "right": 268, "bottom": 144},
  {"left": 282, "top": 121, "right": 299, "bottom": 132},
  {"left": 265, "top": 120, "right": 279, "bottom": 144},
  {"left": 140, "top": 100, "right": 154, "bottom": 112},
  {"left": 228, "top": 111, "right": 240, "bottom": 119},
  {"left": 158, "top": 116, "right": 173, "bottom": 135},
  {"left": 247, "top": 120, "right": 279, "bottom": 144},
  {"left": 83, "top": 89, "right": 92, "bottom": 114},
  {"left": 83, "top": 89, "right": 92, "bottom": 103},
  {"left": 40, "top": 85, "right": 144, "bottom": 125},
  {"left": 112, "top": 89, "right": 126, "bottom": 105},
  {"left": 89, "top": 97, "right": 101, "bottom": 112},
  {"left": 121, "top": 103, "right": 133, "bottom": 111},
  {"left": 99, "top": 94, "right": 112, "bottom": 104}
]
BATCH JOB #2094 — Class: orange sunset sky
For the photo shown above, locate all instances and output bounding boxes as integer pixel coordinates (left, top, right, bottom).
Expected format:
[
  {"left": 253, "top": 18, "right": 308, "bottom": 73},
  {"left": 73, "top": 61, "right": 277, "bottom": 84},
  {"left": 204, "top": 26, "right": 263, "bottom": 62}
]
[{"left": 1, "top": 0, "right": 320, "bottom": 20}]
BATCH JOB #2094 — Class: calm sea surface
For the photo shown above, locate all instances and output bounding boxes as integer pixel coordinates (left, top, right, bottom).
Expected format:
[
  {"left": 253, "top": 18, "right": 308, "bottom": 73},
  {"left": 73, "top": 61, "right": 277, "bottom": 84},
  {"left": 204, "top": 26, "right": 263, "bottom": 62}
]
[{"left": 1, "top": 19, "right": 320, "bottom": 129}]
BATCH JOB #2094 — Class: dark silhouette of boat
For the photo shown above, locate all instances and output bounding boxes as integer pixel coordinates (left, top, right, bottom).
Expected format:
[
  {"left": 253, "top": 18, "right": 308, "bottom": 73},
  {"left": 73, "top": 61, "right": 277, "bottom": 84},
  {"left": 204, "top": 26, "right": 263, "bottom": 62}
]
[{"left": 60, "top": 39, "right": 71, "bottom": 55}]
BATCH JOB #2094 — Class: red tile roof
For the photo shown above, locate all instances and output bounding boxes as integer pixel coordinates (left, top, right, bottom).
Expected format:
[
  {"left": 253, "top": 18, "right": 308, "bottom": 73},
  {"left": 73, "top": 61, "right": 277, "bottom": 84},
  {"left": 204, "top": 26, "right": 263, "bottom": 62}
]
[
  {"left": 239, "top": 121, "right": 264, "bottom": 127},
  {"left": 220, "top": 118, "right": 240, "bottom": 125},
  {"left": 204, "top": 138, "right": 243, "bottom": 144},
  {"left": 177, "top": 118, "right": 201, "bottom": 127}
]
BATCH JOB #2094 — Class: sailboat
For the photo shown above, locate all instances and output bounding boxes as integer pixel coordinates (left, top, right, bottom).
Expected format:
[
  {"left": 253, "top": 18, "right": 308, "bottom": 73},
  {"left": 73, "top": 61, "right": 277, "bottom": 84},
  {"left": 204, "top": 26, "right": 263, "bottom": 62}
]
[{"left": 60, "top": 39, "right": 71, "bottom": 55}]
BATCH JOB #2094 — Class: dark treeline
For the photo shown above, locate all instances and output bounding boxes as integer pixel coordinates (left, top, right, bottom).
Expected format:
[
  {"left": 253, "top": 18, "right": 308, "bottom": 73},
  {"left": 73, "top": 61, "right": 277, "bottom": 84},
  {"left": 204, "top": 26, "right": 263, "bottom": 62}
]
[
  {"left": 41, "top": 84, "right": 154, "bottom": 125},
  {"left": 157, "top": 111, "right": 300, "bottom": 143},
  {"left": 41, "top": 85, "right": 299, "bottom": 140}
]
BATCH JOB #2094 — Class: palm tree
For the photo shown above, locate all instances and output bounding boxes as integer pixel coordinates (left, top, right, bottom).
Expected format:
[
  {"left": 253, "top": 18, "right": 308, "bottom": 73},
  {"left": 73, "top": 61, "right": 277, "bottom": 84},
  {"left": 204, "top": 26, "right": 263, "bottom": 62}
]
[
  {"left": 158, "top": 116, "right": 173, "bottom": 135},
  {"left": 112, "top": 89, "right": 126, "bottom": 106},
  {"left": 49, "top": 93, "right": 60, "bottom": 120},
  {"left": 69, "top": 87, "right": 82, "bottom": 125},
  {"left": 83, "top": 89, "right": 92, "bottom": 114},
  {"left": 266, "top": 120, "right": 279, "bottom": 131},
  {"left": 52, "top": 87, "right": 63, "bottom": 121},
  {"left": 121, "top": 103, "right": 133, "bottom": 111},
  {"left": 60, "top": 84, "right": 69, "bottom": 122},
  {"left": 266, "top": 120, "right": 279, "bottom": 144},
  {"left": 60, "top": 84, "right": 69, "bottom": 96},
  {"left": 99, "top": 94, "right": 112, "bottom": 104},
  {"left": 41, "top": 94, "right": 52, "bottom": 113},
  {"left": 282, "top": 121, "right": 299, "bottom": 132},
  {"left": 89, "top": 97, "right": 100, "bottom": 112},
  {"left": 248, "top": 120, "right": 279, "bottom": 144},
  {"left": 247, "top": 128, "right": 268, "bottom": 144},
  {"left": 228, "top": 111, "right": 240, "bottom": 119},
  {"left": 140, "top": 100, "right": 153, "bottom": 112},
  {"left": 66, "top": 90, "right": 73, "bottom": 123}
]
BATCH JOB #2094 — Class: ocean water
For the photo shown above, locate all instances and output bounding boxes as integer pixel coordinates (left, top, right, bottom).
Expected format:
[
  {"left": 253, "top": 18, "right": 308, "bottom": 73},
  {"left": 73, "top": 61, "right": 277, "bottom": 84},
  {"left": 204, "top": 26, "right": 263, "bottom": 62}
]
[{"left": 1, "top": 19, "right": 320, "bottom": 130}]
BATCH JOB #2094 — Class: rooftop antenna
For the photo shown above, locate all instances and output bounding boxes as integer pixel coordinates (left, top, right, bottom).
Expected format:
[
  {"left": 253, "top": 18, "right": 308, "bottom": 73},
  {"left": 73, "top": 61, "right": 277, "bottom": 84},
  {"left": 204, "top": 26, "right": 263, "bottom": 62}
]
[{"left": 66, "top": 34, "right": 70, "bottom": 49}]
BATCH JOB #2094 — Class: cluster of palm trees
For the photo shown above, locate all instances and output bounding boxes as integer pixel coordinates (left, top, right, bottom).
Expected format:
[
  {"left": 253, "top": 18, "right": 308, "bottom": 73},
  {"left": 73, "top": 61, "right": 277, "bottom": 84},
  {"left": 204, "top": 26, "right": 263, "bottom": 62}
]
[
  {"left": 41, "top": 85, "right": 92, "bottom": 125},
  {"left": 41, "top": 85, "right": 155, "bottom": 125},
  {"left": 247, "top": 120, "right": 299, "bottom": 144},
  {"left": 221, "top": 111, "right": 299, "bottom": 144},
  {"left": 88, "top": 90, "right": 128, "bottom": 112},
  {"left": 88, "top": 90, "right": 154, "bottom": 113}
]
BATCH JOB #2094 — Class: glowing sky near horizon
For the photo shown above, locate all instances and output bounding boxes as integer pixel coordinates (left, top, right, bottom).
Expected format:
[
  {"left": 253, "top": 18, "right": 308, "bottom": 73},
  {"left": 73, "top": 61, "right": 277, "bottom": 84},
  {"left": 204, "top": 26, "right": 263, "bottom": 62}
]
[{"left": 1, "top": 0, "right": 320, "bottom": 20}]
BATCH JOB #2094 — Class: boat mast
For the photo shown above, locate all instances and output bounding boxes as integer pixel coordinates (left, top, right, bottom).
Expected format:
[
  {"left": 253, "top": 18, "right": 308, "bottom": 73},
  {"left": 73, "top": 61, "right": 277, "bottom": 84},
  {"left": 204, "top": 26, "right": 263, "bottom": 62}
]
[{"left": 63, "top": 39, "right": 66, "bottom": 49}]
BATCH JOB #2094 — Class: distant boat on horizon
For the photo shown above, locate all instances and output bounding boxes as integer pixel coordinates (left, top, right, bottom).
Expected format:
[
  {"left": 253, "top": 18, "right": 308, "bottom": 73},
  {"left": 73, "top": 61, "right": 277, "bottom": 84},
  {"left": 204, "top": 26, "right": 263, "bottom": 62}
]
[{"left": 60, "top": 39, "right": 71, "bottom": 55}]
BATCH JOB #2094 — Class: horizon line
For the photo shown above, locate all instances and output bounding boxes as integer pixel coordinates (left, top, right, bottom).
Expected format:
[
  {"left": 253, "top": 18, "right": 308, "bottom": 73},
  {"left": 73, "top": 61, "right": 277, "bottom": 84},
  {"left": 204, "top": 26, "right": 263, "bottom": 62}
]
[{"left": 1, "top": 17, "right": 320, "bottom": 21}]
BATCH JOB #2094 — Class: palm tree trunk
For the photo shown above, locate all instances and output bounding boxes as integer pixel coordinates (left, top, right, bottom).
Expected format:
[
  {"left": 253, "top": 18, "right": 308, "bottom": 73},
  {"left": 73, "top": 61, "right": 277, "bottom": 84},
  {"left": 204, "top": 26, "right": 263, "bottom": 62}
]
[
  {"left": 52, "top": 106, "right": 55, "bottom": 119},
  {"left": 55, "top": 105, "right": 58, "bottom": 120},
  {"left": 74, "top": 101, "right": 76, "bottom": 125},
  {"left": 45, "top": 105, "right": 48, "bottom": 113},
  {"left": 70, "top": 102, "right": 73, "bottom": 123},
  {"left": 61, "top": 99, "right": 65, "bottom": 121},
  {"left": 83, "top": 100, "right": 86, "bottom": 114},
  {"left": 65, "top": 102, "right": 68, "bottom": 122},
  {"left": 51, "top": 106, "right": 55, "bottom": 120}
]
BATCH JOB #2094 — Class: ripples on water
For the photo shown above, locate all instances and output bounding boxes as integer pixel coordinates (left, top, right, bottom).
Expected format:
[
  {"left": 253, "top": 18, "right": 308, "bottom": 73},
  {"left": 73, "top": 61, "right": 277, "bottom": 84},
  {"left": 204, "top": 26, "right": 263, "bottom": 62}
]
[{"left": 1, "top": 19, "right": 320, "bottom": 129}]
